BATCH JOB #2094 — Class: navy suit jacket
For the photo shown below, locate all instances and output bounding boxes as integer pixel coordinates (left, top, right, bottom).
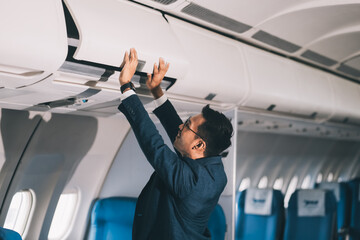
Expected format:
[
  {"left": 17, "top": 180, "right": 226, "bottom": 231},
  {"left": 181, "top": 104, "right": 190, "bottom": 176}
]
[{"left": 118, "top": 94, "right": 227, "bottom": 240}]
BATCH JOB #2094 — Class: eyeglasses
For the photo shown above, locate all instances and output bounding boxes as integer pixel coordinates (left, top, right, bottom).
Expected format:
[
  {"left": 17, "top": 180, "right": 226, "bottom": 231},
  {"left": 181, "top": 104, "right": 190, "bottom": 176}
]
[{"left": 180, "top": 117, "right": 206, "bottom": 143}]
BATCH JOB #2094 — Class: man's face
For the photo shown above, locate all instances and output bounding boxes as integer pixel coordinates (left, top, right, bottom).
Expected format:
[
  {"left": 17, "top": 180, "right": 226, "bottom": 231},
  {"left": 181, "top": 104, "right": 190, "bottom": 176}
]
[{"left": 174, "top": 113, "right": 206, "bottom": 158}]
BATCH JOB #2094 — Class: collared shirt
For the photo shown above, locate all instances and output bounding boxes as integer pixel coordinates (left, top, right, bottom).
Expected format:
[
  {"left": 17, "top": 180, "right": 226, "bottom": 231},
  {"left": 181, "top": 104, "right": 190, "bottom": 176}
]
[{"left": 120, "top": 89, "right": 167, "bottom": 108}]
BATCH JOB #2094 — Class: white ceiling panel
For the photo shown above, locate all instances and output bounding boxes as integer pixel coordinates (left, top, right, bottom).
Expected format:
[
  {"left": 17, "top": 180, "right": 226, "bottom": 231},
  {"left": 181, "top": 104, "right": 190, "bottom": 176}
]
[
  {"left": 192, "top": 0, "right": 311, "bottom": 27},
  {"left": 307, "top": 32, "right": 360, "bottom": 61},
  {"left": 152, "top": 0, "right": 360, "bottom": 82},
  {"left": 346, "top": 56, "right": 360, "bottom": 70},
  {"left": 256, "top": 3, "right": 360, "bottom": 46}
]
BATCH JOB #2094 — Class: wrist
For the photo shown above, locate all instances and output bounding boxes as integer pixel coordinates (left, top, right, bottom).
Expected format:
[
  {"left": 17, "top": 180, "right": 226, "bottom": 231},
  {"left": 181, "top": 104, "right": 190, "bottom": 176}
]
[
  {"left": 151, "top": 87, "right": 164, "bottom": 99},
  {"left": 119, "top": 79, "right": 130, "bottom": 86},
  {"left": 121, "top": 82, "right": 136, "bottom": 93}
]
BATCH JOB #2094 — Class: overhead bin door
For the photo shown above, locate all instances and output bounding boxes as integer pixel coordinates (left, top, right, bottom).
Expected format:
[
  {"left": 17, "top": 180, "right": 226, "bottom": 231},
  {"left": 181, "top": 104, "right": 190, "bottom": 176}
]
[
  {"left": 166, "top": 16, "right": 249, "bottom": 104},
  {"left": 0, "top": 0, "right": 68, "bottom": 88},
  {"left": 241, "top": 46, "right": 300, "bottom": 114},
  {"left": 330, "top": 76, "right": 360, "bottom": 124},
  {"left": 292, "top": 63, "right": 334, "bottom": 120},
  {"left": 241, "top": 45, "right": 334, "bottom": 119},
  {"left": 65, "top": 0, "right": 188, "bottom": 80}
]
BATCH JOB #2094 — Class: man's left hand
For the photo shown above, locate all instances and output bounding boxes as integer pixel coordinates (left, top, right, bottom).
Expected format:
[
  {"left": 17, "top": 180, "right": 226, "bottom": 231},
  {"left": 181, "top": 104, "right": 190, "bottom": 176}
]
[{"left": 119, "top": 48, "right": 138, "bottom": 86}]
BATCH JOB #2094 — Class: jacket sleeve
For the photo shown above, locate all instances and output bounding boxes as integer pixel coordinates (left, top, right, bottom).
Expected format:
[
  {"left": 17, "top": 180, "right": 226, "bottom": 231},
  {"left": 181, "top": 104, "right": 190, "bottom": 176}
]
[
  {"left": 118, "top": 95, "right": 197, "bottom": 198},
  {"left": 153, "top": 100, "right": 183, "bottom": 144}
]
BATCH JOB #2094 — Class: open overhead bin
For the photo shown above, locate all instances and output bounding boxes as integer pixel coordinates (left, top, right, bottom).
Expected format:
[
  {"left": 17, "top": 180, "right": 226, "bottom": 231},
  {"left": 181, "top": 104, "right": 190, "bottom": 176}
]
[
  {"left": 0, "top": 0, "right": 68, "bottom": 89},
  {"left": 64, "top": 0, "right": 188, "bottom": 80},
  {"left": 241, "top": 46, "right": 334, "bottom": 120},
  {"left": 165, "top": 16, "right": 249, "bottom": 104}
]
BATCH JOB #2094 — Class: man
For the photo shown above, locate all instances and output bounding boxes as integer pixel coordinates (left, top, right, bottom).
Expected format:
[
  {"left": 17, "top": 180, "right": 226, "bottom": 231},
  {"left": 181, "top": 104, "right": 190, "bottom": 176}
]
[{"left": 118, "top": 48, "right": 233, "bottom": 240}]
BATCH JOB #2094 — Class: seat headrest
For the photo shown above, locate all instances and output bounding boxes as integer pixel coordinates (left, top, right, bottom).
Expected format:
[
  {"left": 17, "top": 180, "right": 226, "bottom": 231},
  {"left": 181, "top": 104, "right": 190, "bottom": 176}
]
[
  {"left": 92, "top": 197, "right": 137, "bottom": 223},
  {"left": 0, "top": 227, "right": 22, "bottom": 240},
  {"left": 244, "top": 188, "right": 273, "bottom": 216},
  {"left": 318, "top": 182, "right": 340, "bottom": 201},
  {"left": 297, "top": 190, "right": 325, "bottom": 217},
  {"left": 349, "top": 178, "right": 360, "bottom": 202}
]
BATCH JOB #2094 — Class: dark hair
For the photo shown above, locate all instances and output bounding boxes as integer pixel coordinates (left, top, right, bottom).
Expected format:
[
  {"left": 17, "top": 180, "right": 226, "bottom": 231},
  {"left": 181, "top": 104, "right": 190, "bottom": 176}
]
[{"left": 197, "top": 105, "right": 233, "bottom": 157}]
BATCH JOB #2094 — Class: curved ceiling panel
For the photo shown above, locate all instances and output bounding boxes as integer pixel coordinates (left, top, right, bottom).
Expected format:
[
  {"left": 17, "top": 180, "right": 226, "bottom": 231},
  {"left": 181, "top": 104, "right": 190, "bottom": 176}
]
[
  {"left": 256, "top": 4, "right": 360, "bottom": 46},
  {"left": 191, "top": 0, "right": 312, "bottom": 27},
  {"left": 346, "top": 56, "right": 360, "bottom": 69},
  {"left": 337, "top": 56, "right": 360, "bottom": 78},
  {"left": 305, "top": 30, "right": 360, "bottom": 62}
]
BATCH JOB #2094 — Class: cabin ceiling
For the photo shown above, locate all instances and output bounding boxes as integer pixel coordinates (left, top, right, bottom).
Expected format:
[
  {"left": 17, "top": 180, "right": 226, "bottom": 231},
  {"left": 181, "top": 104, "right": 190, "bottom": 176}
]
[
  {"left": 139, "top": 0, "right": 360, "bottom": 82},
  {"left": 1, "top": 0, "right": 360, "bottom": 125}
]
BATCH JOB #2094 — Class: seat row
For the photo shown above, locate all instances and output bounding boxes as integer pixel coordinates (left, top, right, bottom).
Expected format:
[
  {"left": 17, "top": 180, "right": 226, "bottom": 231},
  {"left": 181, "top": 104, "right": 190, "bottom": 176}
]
[
  {"left": 87, "top": 197, "right": 227, "bottom": 240},
  {"left": 1, "top": 178, "right": 358, "bottom": 239},
  {"left": 236, "top": 177, "right": 360, "bottom": 240},
  {"left": 84, "top": 177, "right": 360, "bottom": 240}
]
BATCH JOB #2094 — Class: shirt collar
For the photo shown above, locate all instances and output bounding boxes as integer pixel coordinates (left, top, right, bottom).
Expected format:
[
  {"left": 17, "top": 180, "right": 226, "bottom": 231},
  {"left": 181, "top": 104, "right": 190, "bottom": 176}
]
[{"left": 185, "top": 155, "right": 222, "bottom": 166}]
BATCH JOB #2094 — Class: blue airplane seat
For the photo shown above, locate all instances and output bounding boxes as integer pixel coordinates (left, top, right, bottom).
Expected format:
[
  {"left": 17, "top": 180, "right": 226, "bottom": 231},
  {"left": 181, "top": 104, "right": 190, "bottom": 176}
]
[
  {"left": 235, "top": 188, "right": 285, "bottom": 240},
  {"left": 348, "top": 178, "right": 360, "bottom": 240},
  {"left": 0, "top": 227, "right": 22, "bottom": 240},
  {"left": 208, "top": 204, "right": 227, "bottom": 240},
  {"left": 316, "top": 182, "right": 351, "bottom": 238},
  {"left": 284, "top": 189, "right": 337, "bottom": 240},
  {"left": 88, "top": 197, "right": 137, "bottom": 240}
]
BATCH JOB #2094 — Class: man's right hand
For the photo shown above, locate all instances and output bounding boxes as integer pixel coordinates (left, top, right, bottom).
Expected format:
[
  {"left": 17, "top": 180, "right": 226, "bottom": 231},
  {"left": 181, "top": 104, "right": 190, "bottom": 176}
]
[{"left": 146, "top": 58, "right": 170, "bottom": 99}]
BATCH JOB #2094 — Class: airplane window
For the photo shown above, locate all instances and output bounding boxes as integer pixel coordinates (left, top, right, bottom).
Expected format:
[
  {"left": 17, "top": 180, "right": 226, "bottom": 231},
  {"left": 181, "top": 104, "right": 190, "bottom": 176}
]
[
  {"left": 4, "top": 190, "right": 35, "bottom": 237},
  {"left": 338, "top": 176, "right": 345, "bottom": 182},
  {"left": 327, "top": 172, "right": 334, "bottom": 182},
  {"left": 48, "top": 192, "right": 78, "bottom": 240},
  {"left": 238, "top": 177, "right": 251, "bottom": 192},
  {"left": 284, "top": 176, "right": 298, "bottom": 208},
  {"left": 301, "top": 174, "right": 311, "bottom": 189},
  {"left": 273, "top": 178, "right": 283, "bottom": 190},
  {"left": 316, "top": 173, "right": 323, "bottom": 183},
  {"left": 258, "top": 176, "right": 268, "bottom": 189}
]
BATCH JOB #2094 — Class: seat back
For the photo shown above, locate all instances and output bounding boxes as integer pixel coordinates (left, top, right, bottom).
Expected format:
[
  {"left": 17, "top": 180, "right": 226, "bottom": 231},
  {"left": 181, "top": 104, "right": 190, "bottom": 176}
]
[
  {"left": 208, "top": 204, "right": 227, "bottom": 240},
  {"left": 0, "top": 227, "right": 22, "bottom": 240},
  {"left": 88, "top": 197, "right": 226, "bottom": 239},
  {"left": 88, "top": 197, "right": 137, "bottom": 240},
  {"left": 348, "top": 178, "right": 360, "bottom": 240},
  {"left": 284, "top": 189, "right": 337, "bottom": 240},
  {"left": 317, "top": 182, "right": 351, "bottom": 231},
  {"left": 236, "top": 188, "right": 285, "bottom": 240}
]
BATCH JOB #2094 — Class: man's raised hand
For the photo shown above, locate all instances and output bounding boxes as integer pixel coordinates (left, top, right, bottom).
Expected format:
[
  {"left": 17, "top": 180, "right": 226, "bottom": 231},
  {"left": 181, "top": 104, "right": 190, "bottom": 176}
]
[
  {"left": 119, "top": 48, "right": 138, "bottom": 86},
  {"left": 146, "top": 58, "right": 170, "bottom": 99}
]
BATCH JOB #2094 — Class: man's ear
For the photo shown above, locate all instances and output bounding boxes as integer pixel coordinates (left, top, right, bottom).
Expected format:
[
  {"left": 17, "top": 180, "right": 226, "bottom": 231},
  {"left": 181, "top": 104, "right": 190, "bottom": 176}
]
[{"left": 192, "top": 140, "right": 206, "bottom": 151}]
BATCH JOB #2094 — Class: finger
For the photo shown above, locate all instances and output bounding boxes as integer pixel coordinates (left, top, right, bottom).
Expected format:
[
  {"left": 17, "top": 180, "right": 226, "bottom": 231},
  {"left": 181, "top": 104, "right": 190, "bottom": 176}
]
[
  {"left": 146, "top": 73, "right": 152, "bottom": 84},
  {"left": 164, "top": 62, "right": 170, "bottom": 72},
  {"left": 129, "top": 48, "right": 134, "bottom": 62},
  {"left": 159, "top": 62, "right": 170, "bottom": 75},
  {"left": 153, "top": 63, "right": 159, "bottom": 75},
  {"left": 133, "top": 48, "right": 138, "bottom": 61},
  {"left": 130, "top": 48, "right": 138, "bottom": 63},
  {"left": 120, "top": 51, "right": 129, "bottom": 68},
  {"left": 159, "top": 57, "right": 165, "bottom": 70}
]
